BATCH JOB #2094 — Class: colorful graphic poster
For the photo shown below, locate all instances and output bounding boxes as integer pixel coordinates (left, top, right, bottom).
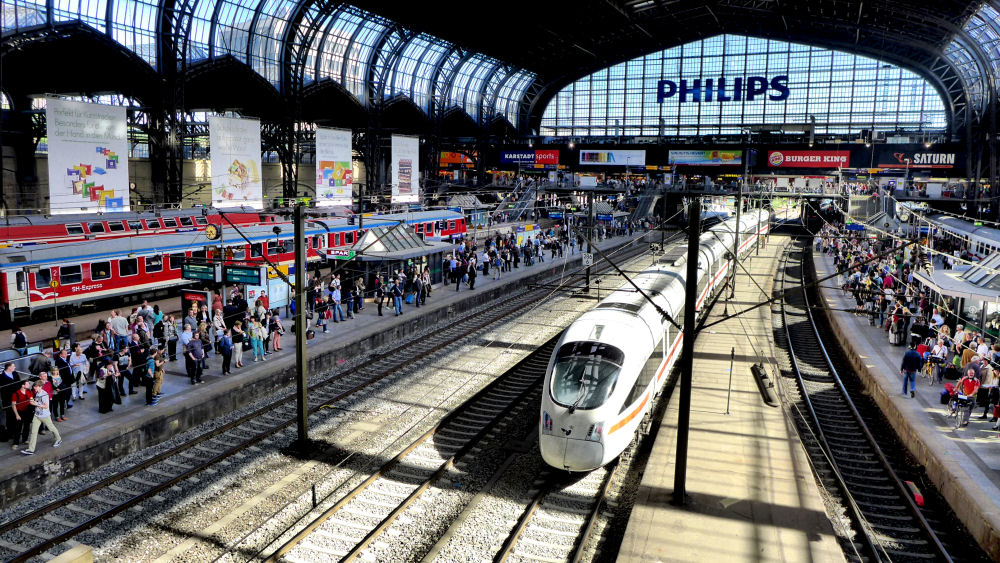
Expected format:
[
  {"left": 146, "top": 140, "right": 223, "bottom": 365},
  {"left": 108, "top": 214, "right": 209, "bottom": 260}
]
[
  {"left": 391, "top": 135, "right": 420, "bottom": 204},
  {"left": 668, "top": 150, "right": 743, "bottom": 166},
  {"left": 578, "top": 149, "right": 646, "bottom": 166},
  {"left": 315, "top": 127, "right": 353, "bottom": 207},
  {"left": 209, "top": 115, "right": 263, "bottom": 209},
  {"left": 45, "top": 98, "right": 130, "bottom": 214}
]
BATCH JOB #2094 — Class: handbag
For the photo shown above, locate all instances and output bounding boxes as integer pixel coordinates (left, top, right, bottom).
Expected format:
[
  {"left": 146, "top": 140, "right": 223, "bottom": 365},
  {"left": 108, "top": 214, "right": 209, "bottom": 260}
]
[{"left": 242, "top": 340, "right": 251, "bottom": 351}]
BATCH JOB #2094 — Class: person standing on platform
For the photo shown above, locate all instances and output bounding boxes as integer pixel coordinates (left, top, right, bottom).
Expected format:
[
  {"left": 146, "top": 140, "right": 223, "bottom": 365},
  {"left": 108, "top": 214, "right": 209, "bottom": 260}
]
[
  {"left": 219, "top": 329, "right": 233, "bottom": 375},
  {"left": 108, "top": 310, "right": 129, "bottom": 351},
  {"left": 10, "top": 379, "right": 34, "bottom": 450},
  {"left": 900, "top": 342, "right": 923, "bottom": 398},
  {"left": 186, "top": 331, "right": 205, "bottom": 384},
  {"left": 96, "top": 358, "right": 114, "bottom": 414},
  {"left": 375, "top": 276, "right": 385, "bottom": 317},
  {"left": 331, "top": 287, "right": 345, "bottom": 323},
  {"left": 152, "top": 348, "right": 165, "bottom": 401},
  {"left": 183, "top": 309, "right": 198, "bottom": 338},
  {"left": 20, "top": 380, "right": 61, "bottom": 455},
  {"left": 11, "top": 327, "right": 28, "bottom": 357},
  {"left": 212, "top": 309, "right": 226, "bottom": 353},
  {"left": 414, "top": 275, "right": 423, "bottom": 308},
  {"left": 421, "top": 270, "right": 430, "bottom": 304},
  {"left": 249, "top": 320, "right": 265, "bottom": 361},
  {"left": 391, "top": 279, "right": 403, "bottom": 316},
  {"left": 144, "top": 349, "right": 158, "bottom": 406},
  {"left": 467, "top": 258, "right": 477, "bottom": 290},
  {"left": 51, "top": 367, "right": 70, "bottom": 422},
  {"left": 164, "top": 316, "right": 178, "bottom": 361},
  {"left": 55, "top": 318, "right": 72, "bottom": 351},
  {"left": 232, "top": 321, "right": 246, "bottom": 368}
]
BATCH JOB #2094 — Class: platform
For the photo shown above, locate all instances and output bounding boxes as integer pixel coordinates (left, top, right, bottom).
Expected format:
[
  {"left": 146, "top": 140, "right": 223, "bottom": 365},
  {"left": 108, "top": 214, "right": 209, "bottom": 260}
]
[
  {"left": 618, "top": 236, "right": 846, "bottom": 563},
  {"left": 0, "top": 231, "right": 638, "bottom": 507},
  {"left": 813, "top": 251, "right": 1000, "bottom": 559}
]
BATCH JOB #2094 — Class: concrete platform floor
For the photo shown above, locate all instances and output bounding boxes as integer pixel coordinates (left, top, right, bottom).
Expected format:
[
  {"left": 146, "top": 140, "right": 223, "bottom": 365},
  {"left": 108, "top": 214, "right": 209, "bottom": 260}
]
[{"left": 618, "top": 236, "right": 845, "bottom": 563}]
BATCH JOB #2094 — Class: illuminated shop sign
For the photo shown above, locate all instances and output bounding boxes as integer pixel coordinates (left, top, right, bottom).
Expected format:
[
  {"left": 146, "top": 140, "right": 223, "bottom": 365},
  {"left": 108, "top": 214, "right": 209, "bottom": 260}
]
[
  {"left": 768, "top": 150, "right": 850, "bottom": 168},
  {"left": 657, "top": 76, "right": 789, "bottom": 103}
]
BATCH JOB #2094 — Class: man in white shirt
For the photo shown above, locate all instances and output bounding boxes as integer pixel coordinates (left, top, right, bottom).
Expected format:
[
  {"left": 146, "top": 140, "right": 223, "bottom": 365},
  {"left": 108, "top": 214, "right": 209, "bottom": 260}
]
[
  {"left": 22, "top": 380, "right": 61, "bottom": 454},
  {"left": 107, "top": 310, "right": 129, "bottom": 351},
  {"left": 930, "top": 308, "right": 945, "bottom": 329}
]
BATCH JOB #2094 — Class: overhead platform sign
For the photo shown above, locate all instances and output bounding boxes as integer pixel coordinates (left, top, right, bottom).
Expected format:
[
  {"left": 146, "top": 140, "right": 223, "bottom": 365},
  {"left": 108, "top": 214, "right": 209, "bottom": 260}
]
[
  {"left": 45, "top": 98, "right": 130, "bottom": 214},
  {"left": 210, "top": 115, "right": 263, "bottom": 209}
]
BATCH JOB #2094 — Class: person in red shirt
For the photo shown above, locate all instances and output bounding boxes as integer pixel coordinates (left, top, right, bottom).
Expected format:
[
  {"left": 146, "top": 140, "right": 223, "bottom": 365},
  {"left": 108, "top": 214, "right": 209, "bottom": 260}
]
[
  {"left": 955, "top": 369, "right": 981, "bottom": 427},
  {"left": 11, "top": 379, "right": 34, "bottom": 449}
]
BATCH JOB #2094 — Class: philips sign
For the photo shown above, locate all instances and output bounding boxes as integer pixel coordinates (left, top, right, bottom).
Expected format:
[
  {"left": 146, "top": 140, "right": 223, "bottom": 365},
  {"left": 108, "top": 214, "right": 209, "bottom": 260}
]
[{"left": 657, "top": 76, "right": 789, "bottom": 103}]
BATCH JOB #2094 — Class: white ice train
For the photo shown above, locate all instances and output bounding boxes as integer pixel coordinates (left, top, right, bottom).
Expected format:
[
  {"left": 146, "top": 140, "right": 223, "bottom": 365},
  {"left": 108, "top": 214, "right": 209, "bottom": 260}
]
[{"left": 539, "top": 209, "right": 771, "bottom": 471}]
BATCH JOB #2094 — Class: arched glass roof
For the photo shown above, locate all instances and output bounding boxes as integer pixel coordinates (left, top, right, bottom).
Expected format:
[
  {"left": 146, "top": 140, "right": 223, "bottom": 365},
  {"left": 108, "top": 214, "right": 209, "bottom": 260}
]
[
  {"left": 0, "top": 0, "right": 536, "bottom": 125},
  {"left": 946, "top": 1, "right": 1000, "bottom": 117}
]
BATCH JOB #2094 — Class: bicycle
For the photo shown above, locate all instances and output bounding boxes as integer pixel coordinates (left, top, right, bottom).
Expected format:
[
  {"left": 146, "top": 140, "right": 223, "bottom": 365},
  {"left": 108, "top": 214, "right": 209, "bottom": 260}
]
[
  {"left": 951, "top": 394, "right": 973, "bottom": 429},
  {"left": 924, "top": 357, "right": 943, "bottom": 385}
]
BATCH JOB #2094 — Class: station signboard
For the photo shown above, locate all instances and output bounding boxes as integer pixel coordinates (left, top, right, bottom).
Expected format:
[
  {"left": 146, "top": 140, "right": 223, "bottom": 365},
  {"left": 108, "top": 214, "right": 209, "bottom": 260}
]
[
  {"left": 500, "top": 150, "right": 559, "bottom": 165},
  {"left": 874, "top": 148, "right": 958, "bottom": 169},
  {"left": 181, "top": 263, "right": 221, "bottom": 282},
  {"left": 223, "top": 265, "right": 266, "bottom": 285},
  {"left": 326, "top": 249, "right": 357, "bottom": 260}
]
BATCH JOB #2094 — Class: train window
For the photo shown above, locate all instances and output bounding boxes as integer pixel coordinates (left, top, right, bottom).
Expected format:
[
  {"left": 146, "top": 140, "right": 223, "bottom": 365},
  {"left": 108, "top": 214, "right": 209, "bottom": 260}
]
[
  {"left": 168, "top": 253, "right": 185, "bottom": 270},
  {"left": 162, "top": 218, "right": 177, "bottom": 228},
  {"left": 118, "top": 258, "right": 138, "bottom": 277},
  {"left": 448, "top": 220, "right": 456, "bottom": 231},
  {"left": 145, "top": 219, "right": 162, "bottom": 229},
  {"left": 191, "top": 250, "right": 206, "bottom": 260},
  {"left": 15, "top": 272, "right": 25, "bottom": 292},
  {"left": 88, "top": 222, "right": 106, "bottom": 233},
  {"left": 267, "top": 240, "right": 289, "bottom": 255},
  {"left": 35, "top": 269, "right": 51, "bottom": 288},
  {"left": 414, "top": 223, "right": 423, "bottom": 233},
  {"left": 91, "top": 261, "right": 112, "bottom": 280},
  {"left": 347, "top": 232, "right": 356, "bottom": 244},
  {"left": 127, "top": 221, "right": 143, "bottom": 231},
  {"left": 250, "top": 243, "right": 263, "bottom": 258},
  {"left": 311, "top": 236, "right": 323, "bottom": 250},
  {"left": 195, "top": 217, "right": 208, "bottom": 226},
  {"left": 108, "top": 222, "right": 125, "bottom": 232},
  {"left": 60, "top": 265, "right": 82, "bottom": 285},
  {"left": 178, "top": 217, "right": 193, "bottom": 227},
  {"left": 227, "top": 246, "right": 246, "bottom": 260},
  {"left": 66, "top": 224, "right": 84, "bottom": 235},
  {"left": 549, "top": 341, "right": 624, "bottom": 410},
  {"left": 331, "top": 233, "right": 340, "bottom": 246},
  {"left": 145, "top": 256, "right": 163, "bottom": 273}
]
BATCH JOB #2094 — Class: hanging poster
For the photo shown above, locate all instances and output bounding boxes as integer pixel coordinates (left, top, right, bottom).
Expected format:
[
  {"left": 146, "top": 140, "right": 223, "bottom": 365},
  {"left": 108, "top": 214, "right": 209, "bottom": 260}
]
[
  {"left": 210, "top": 115, "right": 263, "bottom": 209},
  {"left": 391, "top": 135, "right": 420, "bottom": 204},
  {"left": 315, "top": 127, "right": 354, "bottom": 207},
  {"left": 45, "top": 98, "right": 130, "bottom": 214}
]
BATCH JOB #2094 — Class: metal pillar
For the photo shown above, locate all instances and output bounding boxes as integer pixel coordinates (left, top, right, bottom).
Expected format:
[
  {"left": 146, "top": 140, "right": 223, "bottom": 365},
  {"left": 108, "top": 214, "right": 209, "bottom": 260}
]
[
  {"left": 586, "top": 190, "right": 594, "bottom": 292},
  {"left": 730, "top": 181, "right": 742, "bottom": 299},
  {"left": 293, "top": 203, "right": 309, "bottom": 443},
  {"left": 673, "top": 196, "right": 701, "bottom": 505}
]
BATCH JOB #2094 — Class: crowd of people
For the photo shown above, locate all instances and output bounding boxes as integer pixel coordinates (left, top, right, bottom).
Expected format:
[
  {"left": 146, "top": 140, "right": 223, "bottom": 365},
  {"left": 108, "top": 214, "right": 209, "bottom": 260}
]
[
  {"left": 817, "top": 222, "right": 1000, "bottom": 429},
  {"left": 0, "top": 219, "right": 646, "bottom": 456}
]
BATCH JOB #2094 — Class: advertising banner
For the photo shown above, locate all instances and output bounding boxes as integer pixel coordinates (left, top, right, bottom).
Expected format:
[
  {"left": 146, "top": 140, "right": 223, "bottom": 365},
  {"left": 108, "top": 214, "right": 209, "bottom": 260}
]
[
  {"left": 210, "top": 115, "right": 263, "bottom": 209},
  {"left": 440, "top": 151, "right": 475, "bottom": 167},
  {"left": 578, "top": 149, "right": 646, "bottom": 166},
  {"left": 45, "top": 98, "right": 130, "bottom": 214},
  {"left": 500, "top": 150, "right": 559, "bottom": 165},
  {"left": 767, "top": 150, "right": 850, "bottom": 168},
  {"left": 315, "top": 127, "right": 353, "bottom": 207},
  {"left": 668, "top": 150, "right": 743, "bottom": 166},
  {"left": 875, "top": 148, "right": 958, "bottom": 169},
  {"left": 391, "top": 135, "right": 420, "bottom": 203}
]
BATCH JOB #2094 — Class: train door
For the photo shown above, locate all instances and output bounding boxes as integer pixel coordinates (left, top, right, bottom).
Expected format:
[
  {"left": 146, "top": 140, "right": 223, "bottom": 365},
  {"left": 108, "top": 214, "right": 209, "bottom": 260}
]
[{"left": 5, "top": 270, "right": 29, "bottom": 321}]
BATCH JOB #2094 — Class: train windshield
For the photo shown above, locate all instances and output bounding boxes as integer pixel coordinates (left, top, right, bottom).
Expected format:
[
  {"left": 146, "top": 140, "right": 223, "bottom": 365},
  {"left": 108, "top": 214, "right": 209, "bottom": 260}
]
[{"left": 550, "top": 341, "right": 624, "bottom": 410}]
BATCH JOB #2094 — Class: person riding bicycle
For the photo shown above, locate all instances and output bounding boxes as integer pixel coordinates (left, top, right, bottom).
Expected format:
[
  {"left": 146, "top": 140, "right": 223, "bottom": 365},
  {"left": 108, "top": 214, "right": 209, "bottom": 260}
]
[{"left": 954, "top": 368, "right": 981, "bottom": 427}]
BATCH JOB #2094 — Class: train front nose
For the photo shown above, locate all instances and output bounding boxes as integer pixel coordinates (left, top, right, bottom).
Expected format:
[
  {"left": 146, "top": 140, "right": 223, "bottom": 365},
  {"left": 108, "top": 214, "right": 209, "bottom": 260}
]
[{"left": 539, "top": 435, "right": 604, "bottom": 472}]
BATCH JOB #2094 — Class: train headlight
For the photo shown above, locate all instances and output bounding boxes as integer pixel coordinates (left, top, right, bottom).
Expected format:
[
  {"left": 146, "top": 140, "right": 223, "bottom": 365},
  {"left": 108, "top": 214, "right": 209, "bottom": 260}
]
[
  {"left": 542, "top": 412, "right": 553, "bottom": 435},
  {"left": 586, "top": 422, "right": 604, "bottom": 442}
]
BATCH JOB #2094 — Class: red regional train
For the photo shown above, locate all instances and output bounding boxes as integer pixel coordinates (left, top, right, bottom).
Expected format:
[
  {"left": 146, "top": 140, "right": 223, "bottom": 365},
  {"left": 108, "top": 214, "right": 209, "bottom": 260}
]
[
  {"left": 0, "top": 210, "right": 466, "bottom": 323},
  {"left": 0, "top": 207, "right": 270, "bottom": 246}
]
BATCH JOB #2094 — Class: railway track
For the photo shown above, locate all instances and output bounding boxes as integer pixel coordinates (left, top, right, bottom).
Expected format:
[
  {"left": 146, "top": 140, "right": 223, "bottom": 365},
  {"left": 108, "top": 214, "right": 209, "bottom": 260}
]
[
  {"left": 0, "top": 238, "right": 651, "bottom": 563},
  {"left": 493, "top": 463, "right": 617, "bottom": 563},
  {"left": 264, "top": 339, "right": 555, "bottom": 562},
  {"left": 774, "top": 240, "right": 953, "bottom": 562}
]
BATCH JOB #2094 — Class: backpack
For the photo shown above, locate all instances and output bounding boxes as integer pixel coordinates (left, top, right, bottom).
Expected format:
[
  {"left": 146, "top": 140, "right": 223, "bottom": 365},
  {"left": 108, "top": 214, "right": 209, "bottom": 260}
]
[
  {"left": 13, "top": 331, "right": 26, "bottom": 348},
  {"left": 153, "top": 321, "right": 164, "bottom": 339}
]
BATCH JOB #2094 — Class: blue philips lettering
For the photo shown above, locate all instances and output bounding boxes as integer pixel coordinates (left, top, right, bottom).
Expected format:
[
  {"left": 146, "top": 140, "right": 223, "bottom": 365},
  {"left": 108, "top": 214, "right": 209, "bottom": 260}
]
[
  {"left": 654, "top": 76, "right": 789, "bottom": 103},
  {"left": 769, "top": 75, "right": 789, "bottom": 101},
  {"left": 678, "top": 79, "right": 702, "bottom": 103},
  {"left": 716, "top": 77, "right": 732, "bottom": 102},
  {"left": 657, "top": 80, "right": 677, "bottom": 102},
  {"left": 746, "top": 76, "right": 768, "bottom": 101}
]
